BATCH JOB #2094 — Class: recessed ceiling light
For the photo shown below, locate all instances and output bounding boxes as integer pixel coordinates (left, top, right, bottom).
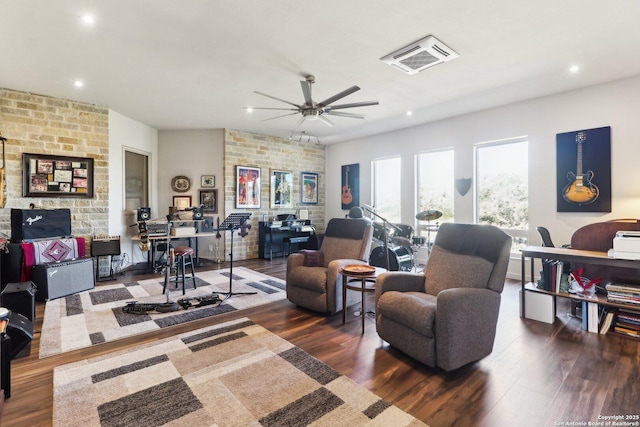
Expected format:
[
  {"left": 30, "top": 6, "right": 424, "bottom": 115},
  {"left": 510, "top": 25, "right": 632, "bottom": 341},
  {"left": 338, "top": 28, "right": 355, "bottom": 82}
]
[
  {"left": 569, "top": 65, "right": 580, "bottom": 73},
  {"left": 81, "top": 14, "right": 95, "bottom": 25},
  {"left": 74, "top": 80, "right": 84, "bottom": 88},
  {"left": 245, "top": 107, "right": 254, "bottom": 113},
  {"left": 406, "top": 111, "right": 413, "bottom": 116}
]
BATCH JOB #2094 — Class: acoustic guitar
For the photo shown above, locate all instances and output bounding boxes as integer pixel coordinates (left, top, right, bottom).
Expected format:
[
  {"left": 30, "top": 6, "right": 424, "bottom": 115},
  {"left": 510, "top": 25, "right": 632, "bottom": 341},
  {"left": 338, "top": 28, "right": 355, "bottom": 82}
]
[
  {"left": 341, "top": 166, "right": 353, "bottom": 205},
  {"left": 562, "top": 132, "right": 599, "bottom": 205}
]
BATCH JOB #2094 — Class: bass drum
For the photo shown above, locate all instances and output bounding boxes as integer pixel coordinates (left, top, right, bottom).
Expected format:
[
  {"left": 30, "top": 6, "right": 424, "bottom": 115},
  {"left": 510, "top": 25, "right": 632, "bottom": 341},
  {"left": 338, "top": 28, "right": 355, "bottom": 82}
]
[{"left": 369, "top": 246, "right": 412, "bottom": 271}]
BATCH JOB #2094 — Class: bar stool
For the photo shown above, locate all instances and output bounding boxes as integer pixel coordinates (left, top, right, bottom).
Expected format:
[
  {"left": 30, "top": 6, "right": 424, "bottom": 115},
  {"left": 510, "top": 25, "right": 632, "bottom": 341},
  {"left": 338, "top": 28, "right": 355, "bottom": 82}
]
[{"left": 163, "top": 246, "right": 196, "bottom": 295}]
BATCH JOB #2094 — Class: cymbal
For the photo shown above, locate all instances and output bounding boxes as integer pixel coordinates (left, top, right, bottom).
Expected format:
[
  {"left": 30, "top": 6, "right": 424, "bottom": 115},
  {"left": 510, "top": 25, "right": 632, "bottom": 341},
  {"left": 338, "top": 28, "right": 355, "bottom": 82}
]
[{"left": 416, "top": 210, "right": 442, "bottom": 221}]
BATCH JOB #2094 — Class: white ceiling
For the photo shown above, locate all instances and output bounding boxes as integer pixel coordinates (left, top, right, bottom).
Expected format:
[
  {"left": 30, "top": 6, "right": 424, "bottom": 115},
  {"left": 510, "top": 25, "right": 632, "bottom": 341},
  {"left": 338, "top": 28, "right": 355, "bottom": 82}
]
[{"left": 2, "top": 1, "right": 640, "bottom": 144}]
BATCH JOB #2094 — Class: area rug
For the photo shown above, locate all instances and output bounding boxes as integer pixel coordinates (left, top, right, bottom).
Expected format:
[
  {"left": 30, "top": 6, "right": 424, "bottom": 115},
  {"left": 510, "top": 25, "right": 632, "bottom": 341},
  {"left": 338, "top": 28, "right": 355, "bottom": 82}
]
[
  {"left": 53, "top": 318, "right": 427, "bottom": 427},
  {"left": 40, "top": 267, "right": 286, "bottom": 358}
]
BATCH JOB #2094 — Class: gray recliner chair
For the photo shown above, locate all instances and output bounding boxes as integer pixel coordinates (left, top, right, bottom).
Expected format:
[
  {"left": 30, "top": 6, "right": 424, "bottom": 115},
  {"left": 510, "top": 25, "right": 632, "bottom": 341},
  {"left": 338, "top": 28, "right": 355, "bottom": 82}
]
[
  {"left": 375, "top": 223, "right": 512, "bottom": 371},
  {"left": 286, "top": 217, "right": 373, "bottom": 314}
]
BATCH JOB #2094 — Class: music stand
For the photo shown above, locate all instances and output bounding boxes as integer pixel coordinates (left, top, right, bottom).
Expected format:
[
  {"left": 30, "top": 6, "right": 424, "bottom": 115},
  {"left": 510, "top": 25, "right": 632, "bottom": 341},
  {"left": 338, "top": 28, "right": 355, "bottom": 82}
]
[{"left": 217, "top": 213, "right": 256, "bottom": 302}]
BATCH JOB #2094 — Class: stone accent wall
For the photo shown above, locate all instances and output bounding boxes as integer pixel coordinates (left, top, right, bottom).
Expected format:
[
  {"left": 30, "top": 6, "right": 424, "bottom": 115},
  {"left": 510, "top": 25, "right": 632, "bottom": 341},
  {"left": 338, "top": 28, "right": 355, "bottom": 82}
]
[
  {"left": 224, "top": 130, "right": 325, "bottom": 260},
  {"left": 0, "top": 88, "right": 109, "bottom": 241}
]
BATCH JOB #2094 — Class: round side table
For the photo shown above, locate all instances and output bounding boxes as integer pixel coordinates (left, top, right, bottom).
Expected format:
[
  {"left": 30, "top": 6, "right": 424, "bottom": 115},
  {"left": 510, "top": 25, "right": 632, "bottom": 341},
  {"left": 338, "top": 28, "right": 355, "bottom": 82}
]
[{"left": 340, "top": 265, "right": 386, "bottom": 334}]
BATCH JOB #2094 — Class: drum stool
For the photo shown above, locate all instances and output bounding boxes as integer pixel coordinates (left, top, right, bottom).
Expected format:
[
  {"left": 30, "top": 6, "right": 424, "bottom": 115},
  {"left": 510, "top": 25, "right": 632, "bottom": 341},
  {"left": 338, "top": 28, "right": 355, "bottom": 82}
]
[{"left": 163, "top": 246, "right": 196, "bottom": 295}]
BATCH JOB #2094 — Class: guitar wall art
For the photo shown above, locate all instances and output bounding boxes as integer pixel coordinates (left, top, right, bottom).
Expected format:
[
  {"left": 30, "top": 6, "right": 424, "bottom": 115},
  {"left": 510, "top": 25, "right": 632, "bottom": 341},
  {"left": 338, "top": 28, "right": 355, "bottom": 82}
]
[
  {"left": 341, "top": 163, "right": 359, "bottom": 210},
  {"left": 556, "top": 126, "right": 611, "bottom": 212}
]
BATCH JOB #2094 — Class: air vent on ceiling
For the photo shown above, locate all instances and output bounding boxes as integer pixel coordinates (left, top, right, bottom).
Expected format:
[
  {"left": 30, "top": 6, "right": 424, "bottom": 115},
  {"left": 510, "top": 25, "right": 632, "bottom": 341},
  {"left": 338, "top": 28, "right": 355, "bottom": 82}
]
[{"left": 380, "top": 35, "right": 459, "bottom": 75}]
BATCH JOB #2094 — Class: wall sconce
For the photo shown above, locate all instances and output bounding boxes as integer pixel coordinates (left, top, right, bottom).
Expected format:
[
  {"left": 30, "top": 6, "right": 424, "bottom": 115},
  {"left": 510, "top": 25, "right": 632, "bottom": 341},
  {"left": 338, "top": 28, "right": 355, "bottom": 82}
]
[{"left": 455, "top": 178, "right": 472, "bottom": 196}]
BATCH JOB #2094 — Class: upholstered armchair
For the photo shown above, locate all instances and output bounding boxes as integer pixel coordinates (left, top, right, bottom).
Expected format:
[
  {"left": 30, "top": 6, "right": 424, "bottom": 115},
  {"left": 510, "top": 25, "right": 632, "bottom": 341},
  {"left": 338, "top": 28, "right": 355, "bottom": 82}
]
[
  {"left": 375, "top": 223, "right": 512, "bottom": 371},
  {"left": 286, "top": 217, "right": 373, "bottom": 314}
]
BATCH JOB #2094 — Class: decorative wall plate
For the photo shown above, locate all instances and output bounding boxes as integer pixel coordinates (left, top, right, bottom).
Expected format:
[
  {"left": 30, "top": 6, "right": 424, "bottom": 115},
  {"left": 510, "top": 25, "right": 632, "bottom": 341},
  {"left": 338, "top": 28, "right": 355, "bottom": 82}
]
[{"left": 171, "top": 175, "right": 191, "bottom": 193}]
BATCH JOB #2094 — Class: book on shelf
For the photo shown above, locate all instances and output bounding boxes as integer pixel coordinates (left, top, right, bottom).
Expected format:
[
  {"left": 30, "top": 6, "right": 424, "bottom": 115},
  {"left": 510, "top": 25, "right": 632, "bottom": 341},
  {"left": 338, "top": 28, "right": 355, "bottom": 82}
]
[
  {"left": 606, "top": 282, "right": 640, "bottom": 305},
  {"left": 613, "top": 325, "right": 640, "bottom": 338},
  {"left": 599, "top": 309, "right": 617, "bottom": 334},
  {"left": 587, "top": 301, "right": 600, "bottom": 333}
]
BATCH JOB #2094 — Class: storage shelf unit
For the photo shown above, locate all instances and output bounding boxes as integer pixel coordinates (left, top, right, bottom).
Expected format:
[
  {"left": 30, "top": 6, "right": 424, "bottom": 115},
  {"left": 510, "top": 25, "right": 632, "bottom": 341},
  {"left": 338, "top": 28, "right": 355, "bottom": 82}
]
[{"left": 520, "top": 246, "right": 640, "bottom": 339}]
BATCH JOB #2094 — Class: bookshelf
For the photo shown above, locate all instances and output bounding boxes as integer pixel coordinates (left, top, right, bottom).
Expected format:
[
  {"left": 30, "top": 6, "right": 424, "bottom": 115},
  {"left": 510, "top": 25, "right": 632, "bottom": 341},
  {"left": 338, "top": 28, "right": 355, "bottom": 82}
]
[{"left": 520, "top": 246, "right": 640, "bottom": 340}]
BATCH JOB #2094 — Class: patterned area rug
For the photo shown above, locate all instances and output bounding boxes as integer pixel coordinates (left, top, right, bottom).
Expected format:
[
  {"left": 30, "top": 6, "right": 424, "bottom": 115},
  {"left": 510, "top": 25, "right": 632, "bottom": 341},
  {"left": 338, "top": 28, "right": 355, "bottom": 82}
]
[
  {"left": 40, "top": 267, "right": 286, "bottom": 358},
  {"left": 53, "top": 318, "right": 427, "bottom": 427}
]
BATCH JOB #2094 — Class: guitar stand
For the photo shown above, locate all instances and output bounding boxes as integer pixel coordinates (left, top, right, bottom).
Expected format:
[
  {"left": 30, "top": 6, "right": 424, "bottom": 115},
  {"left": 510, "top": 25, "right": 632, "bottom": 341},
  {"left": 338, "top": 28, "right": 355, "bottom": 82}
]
[{"left": 215, "top": 213, "right": 256, "bottom": 303}]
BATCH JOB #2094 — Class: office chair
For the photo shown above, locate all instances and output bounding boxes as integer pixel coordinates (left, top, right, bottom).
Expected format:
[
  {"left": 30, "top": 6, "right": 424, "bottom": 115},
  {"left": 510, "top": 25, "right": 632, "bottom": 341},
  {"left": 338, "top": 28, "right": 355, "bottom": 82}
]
[{"left": 536, "top": 226, "right": 555, "bottom": 247}]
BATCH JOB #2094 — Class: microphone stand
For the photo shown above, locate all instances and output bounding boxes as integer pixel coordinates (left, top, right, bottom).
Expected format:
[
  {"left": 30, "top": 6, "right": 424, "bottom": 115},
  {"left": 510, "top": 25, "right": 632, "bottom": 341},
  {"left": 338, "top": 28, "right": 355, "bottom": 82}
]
[{"left": 362, "top": 206, "right": 403, "bottom": 271}]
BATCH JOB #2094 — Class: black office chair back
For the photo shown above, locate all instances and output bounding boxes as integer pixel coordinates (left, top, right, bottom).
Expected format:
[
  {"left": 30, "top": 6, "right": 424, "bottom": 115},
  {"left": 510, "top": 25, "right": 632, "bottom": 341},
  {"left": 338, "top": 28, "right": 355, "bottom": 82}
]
[{"left": 536, "top": 226, "right": 555, "bottom": 247}]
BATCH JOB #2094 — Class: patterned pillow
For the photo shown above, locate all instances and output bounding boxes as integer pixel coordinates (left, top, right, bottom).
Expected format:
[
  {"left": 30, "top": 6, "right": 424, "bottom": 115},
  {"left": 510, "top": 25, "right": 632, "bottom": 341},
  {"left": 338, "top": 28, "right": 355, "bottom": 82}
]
[{"left": 300, "top": 249, "right": 324, "bottom": 267}]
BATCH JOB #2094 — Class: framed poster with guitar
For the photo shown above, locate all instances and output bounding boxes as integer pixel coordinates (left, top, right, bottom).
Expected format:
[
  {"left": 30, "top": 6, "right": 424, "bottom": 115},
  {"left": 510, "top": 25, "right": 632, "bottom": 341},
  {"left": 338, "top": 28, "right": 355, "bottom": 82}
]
[
  {"left": 341, "top": 163, "right": 359, "bottom": 210},
  {"left": 556, "top": 126, "right": 611, "bottom": 212}
]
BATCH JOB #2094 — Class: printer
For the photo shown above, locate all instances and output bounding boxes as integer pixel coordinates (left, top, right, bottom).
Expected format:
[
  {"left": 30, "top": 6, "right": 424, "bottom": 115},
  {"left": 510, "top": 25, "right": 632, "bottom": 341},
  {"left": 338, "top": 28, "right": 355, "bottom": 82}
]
[{"left": 611, "top": 230, "right": 640, "bottom": 260}]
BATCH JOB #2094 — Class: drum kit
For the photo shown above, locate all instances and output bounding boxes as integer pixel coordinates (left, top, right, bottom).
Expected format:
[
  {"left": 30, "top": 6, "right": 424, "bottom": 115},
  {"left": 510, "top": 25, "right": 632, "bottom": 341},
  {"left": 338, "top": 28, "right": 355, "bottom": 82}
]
[{"left": 368, "top": 208, "right": 442, "bottom": 272}]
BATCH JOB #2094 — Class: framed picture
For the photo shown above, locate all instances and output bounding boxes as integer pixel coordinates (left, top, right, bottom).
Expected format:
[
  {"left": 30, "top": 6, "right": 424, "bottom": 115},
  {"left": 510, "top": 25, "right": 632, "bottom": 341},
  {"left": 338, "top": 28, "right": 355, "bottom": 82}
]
[
  {"left": 199, "top": 189, "right": 218, "bottom": 213},
  {"left": 201, "top": 175, "right": 215, "bottom": 187},
  {"left": 556, "top": 126, "right": 611, "bottom": 213},
  {"left": 22, "top": 153, "right": 94, "bottom": 198},
  {"left": 236, "top": 166, "right": 261, "bottom": 208},
  {"left": 301, "top": 172, "right": 319, "bottom": 205},
  {"left": 341, "top": 163, "right": 359, "bottom": 210},
  {"left": 173, "top": 195, "right": 192, "bottom": 211},
  {"left": 270, "top": 169, "right": 293, "bottom": 208}
]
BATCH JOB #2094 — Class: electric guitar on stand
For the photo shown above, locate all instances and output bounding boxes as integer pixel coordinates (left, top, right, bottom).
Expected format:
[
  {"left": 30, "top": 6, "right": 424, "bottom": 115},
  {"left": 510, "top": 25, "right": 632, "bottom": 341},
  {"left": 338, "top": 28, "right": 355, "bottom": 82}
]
[
  {"left": 341, "top": 166, "right": 353, "bottom": 206},
  {"left": 563, "top": 131, "right": 599, "bottom": 205}
]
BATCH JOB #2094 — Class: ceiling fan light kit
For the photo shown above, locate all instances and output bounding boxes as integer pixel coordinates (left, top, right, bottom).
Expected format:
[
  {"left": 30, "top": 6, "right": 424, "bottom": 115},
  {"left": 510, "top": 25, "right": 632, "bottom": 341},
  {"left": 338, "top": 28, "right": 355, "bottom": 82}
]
[
  {"left": 381, "top": 35, "right": 459, "bottom": 75},
  {"left": 248, "top": 74, "right": 378, "bottom": 126}
]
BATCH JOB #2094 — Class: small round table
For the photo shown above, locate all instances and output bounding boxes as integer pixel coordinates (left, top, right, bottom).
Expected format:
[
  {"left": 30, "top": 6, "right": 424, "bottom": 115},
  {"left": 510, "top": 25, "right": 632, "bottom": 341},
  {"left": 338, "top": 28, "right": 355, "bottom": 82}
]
[{"left": 340, "top": 265, "right": 386, "bottom": 334}]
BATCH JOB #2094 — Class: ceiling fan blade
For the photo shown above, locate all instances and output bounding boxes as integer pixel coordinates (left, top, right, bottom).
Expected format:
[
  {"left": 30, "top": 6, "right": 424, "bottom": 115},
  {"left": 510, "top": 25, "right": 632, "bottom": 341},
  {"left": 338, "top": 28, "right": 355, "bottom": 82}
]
[
  {"left": 262, "top": 112, "right": 300, "bottom": 122},
  {"left": 254, "top": 91, "right": 301, "bottom": 108},
  {"left": 325, "top": 100, "right": 379, "bottom": 110},
  {"left": 246, "top": 107, "right": 299, "bottom": 111},
  {"left": 318, "top": 115, "right": 335, "bottom": 127},
  {"left": 318, "top": 85, "right": 360, "bottom": 107},
  {"left": 325, "top": 111, "right": 365, "bottom": 119},
  {"left": 300, "top": 80, "right": 313, "bottom": 106}
]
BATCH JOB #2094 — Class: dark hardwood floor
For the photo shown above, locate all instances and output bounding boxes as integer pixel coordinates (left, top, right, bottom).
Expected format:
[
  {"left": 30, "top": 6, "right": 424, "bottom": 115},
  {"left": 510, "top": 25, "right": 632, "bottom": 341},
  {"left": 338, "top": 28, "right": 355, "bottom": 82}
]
[{"left": 2, "top": 257, "right": 639, "bottom": 427}]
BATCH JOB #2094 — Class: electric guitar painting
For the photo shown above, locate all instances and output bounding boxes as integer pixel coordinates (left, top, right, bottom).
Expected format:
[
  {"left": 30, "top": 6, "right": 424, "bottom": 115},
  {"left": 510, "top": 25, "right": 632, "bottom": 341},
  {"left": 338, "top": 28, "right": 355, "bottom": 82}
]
[
  {"left": 562, "top": 132, "right": 599, "bottom": 205},
  {"left": 341, "top": 166, "right": 353, "bottom": 205}
]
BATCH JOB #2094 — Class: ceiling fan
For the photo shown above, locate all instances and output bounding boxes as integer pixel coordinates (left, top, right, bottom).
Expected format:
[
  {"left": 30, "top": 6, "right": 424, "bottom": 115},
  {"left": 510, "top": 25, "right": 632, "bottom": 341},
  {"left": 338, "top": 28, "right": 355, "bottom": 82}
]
[{"left": 247, "top": 75, "right": 378, "bottom": 127}]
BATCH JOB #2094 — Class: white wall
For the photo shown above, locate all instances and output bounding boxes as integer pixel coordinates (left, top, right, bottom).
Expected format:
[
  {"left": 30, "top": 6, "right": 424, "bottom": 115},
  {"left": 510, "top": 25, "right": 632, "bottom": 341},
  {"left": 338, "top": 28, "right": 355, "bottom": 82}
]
[
  {"left": 108, "top": 110, "right": 159, "bottom": 267},
  {"left": 158, "top": 129, "right": 225, "bottom": 260},
  {"left": 326, "top": 75, "right": 640, "bottom": 277}
]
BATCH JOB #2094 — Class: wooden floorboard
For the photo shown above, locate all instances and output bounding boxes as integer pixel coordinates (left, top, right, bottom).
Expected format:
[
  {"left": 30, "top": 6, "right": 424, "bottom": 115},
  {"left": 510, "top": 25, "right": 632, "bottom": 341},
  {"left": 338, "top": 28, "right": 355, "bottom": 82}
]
[{"left": 1, "top": 257, "right": 639, "bottom": 427}]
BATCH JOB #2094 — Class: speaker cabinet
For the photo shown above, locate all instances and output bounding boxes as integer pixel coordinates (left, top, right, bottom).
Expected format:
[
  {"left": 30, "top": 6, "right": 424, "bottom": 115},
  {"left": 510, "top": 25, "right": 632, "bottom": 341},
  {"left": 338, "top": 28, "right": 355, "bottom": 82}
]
[
  {"left": 6, "top": 312, "right": 33, "bottom": 359},
  {"left": 32, "top": 258, "right": 95, "bottom": 301},
  {"left": 10, "top": 208, "right": 72, "bottom": 242},
  {"left": 1, "top": 282, "right": 36, "bottom": 323},
  {"left": 138, "top": 207, "right": 151, "bottom": 222},
  {"left": 192, "top": 206, "right": 204, "bottom": 220}
]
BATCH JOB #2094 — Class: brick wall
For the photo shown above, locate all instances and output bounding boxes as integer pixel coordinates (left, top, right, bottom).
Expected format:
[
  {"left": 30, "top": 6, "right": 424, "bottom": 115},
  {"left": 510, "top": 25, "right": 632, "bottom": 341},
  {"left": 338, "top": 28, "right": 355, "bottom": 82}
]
[
  {"left": 224, "top": 130, "right": 325, "bottom": 260},
  {"left": 0, "top": 88, "right": 109, "bottom": 241}
]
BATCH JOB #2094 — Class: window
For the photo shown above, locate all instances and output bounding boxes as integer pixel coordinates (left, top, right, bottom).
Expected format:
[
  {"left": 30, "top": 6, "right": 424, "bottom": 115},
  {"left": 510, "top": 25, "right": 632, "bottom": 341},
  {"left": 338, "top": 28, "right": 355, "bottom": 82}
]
[
  {"left": 415, "top": 149, "right": 454, "bottom": 238},
  {"left": 372, "top": 157, "right": 401, "bottom": 223},
  {"left": 474, "top": 137, "right": 528, "bottom": 252},
  {"left": 124, "top": 149, "right": 150, "bottom": 211}
]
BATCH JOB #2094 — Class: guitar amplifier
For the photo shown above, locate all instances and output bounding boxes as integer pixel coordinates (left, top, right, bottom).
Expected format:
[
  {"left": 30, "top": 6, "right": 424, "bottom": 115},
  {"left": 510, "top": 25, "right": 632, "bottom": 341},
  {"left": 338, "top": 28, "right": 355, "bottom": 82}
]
[
  {"left": 11, "top": 208, "right": 72, "bottom": 242},
  {"left": 32, "top": 258, "right": 95, "bottom": 301}
]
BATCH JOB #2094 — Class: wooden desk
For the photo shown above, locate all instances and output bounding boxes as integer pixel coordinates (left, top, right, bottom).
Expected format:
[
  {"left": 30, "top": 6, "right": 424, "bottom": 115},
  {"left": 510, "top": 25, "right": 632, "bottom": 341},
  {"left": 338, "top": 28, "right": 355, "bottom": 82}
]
[
  {"left": 133, "top": 232, "right": 219, "bottom": 271},
  {"left": 520, "top": 246, "right": 640, "bottom": 319}
]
